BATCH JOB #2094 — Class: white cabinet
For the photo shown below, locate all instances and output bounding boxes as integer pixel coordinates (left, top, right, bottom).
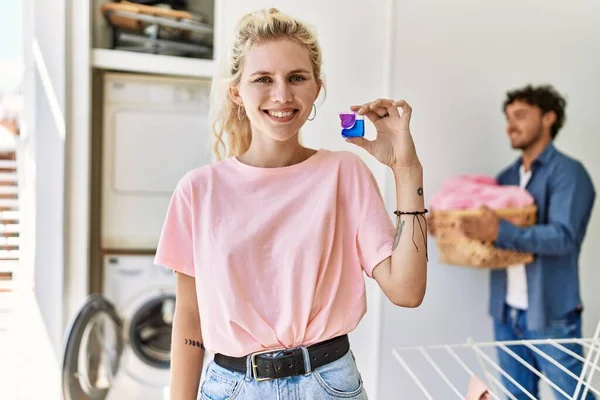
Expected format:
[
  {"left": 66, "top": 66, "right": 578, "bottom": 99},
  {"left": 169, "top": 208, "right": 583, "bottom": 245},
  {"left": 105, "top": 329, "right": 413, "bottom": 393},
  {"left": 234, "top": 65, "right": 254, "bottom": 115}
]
[{"left": 91, "top": 48, "right": 217, "bottom": 78}]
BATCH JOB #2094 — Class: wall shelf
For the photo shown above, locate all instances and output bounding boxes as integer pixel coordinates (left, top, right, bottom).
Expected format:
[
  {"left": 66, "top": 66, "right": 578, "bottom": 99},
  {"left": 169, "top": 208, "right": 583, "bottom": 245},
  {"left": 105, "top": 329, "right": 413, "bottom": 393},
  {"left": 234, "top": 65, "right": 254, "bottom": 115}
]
[{"left": 91, "top": 48, "right": 216, "bottom": 78}]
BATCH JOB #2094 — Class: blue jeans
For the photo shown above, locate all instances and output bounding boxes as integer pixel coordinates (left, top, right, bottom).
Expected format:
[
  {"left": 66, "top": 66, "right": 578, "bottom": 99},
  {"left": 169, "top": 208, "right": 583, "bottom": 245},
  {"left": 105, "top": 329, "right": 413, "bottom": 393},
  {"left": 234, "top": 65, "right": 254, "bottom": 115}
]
[
  {"left": 493, "top": 305, "right": 595, "bottom": 400},
  {"left": 198, "top": 348, "right": 368, "bottom": 399}
]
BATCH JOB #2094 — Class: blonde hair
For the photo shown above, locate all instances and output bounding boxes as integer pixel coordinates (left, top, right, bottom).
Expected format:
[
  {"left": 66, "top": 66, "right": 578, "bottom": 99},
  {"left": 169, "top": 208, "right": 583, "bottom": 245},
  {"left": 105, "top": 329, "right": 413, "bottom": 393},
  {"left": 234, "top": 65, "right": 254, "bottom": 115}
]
[{"left": 209, "top": 8, "right": 325, "bottom": 161}]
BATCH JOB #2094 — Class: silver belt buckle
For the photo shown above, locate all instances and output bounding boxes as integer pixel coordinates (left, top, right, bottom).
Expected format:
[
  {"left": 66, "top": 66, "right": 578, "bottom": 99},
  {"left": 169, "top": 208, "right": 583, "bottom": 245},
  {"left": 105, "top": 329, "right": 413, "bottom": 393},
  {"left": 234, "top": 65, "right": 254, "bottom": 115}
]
[{"left": 250, "top": 347, "right": 287, "bottom": 382}]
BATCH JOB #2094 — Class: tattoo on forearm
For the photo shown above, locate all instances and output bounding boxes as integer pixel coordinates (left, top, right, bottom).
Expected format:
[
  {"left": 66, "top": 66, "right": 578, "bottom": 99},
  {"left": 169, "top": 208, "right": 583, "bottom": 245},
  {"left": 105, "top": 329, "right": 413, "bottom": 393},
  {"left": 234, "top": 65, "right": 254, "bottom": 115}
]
[
  {"left": 417, "top": 187, "right": 423, "bottom": 196},
  {"left": 184, "top": 339, "right": 205, "bottom": 349},
  {"left": 392, "top": 219, "right": 406, "bottom": 250}
]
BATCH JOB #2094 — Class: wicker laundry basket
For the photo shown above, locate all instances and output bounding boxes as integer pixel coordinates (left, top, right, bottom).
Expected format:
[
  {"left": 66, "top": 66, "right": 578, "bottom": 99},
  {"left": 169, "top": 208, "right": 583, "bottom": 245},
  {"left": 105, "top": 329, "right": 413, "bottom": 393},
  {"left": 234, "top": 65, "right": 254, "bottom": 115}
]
[{"left": 432, "top": 205, "right": 537, "bottom": 269}]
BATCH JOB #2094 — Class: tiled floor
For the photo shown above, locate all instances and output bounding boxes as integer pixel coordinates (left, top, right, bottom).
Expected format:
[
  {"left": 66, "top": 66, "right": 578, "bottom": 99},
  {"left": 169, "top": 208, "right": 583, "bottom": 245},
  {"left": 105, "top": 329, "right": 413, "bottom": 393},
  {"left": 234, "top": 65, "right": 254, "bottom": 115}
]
[{"left": 0, "top": 289, "right": 62, "bottom": 399}]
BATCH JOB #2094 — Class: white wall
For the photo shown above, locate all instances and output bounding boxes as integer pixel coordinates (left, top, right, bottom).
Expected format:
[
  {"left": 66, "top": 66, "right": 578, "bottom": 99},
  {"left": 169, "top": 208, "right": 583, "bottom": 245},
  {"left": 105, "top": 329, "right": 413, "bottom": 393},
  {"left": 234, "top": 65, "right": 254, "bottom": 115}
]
[
  {"left": 27, "top": 0, "right": 67, "bottom": 358},
  {"left": 377, "top": 1, "right": 600, "bottom": 398},
  {"left": 219, "top": 1, "right": 392, "bottom": 397}
]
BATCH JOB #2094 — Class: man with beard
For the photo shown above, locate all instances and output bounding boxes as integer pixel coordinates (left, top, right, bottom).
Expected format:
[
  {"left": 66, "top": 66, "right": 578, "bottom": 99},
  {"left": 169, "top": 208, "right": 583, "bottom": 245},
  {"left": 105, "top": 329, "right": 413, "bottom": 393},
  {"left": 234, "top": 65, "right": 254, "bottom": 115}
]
[{"left": 436, "top": 84, "right": 596, "bottom": 399}]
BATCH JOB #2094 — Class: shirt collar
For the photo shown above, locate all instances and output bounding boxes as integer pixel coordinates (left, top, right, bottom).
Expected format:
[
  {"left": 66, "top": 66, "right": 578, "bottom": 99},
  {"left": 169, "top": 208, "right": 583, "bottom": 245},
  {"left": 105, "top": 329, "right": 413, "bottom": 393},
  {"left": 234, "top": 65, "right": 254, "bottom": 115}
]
[{"left": 512, "top": 142, "right": 557, "bottom": 171}]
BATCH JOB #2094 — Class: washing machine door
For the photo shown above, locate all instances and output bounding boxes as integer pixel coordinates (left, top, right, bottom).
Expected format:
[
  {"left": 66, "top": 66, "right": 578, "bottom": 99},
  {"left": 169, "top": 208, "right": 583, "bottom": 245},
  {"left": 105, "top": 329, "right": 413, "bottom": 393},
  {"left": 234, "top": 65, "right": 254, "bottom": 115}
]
[
  {"left": 62, "top": 294, "right": 124, "bottom": 400},
  {"left": 129, "top": 293, "right": 176, "bottom": 370}
]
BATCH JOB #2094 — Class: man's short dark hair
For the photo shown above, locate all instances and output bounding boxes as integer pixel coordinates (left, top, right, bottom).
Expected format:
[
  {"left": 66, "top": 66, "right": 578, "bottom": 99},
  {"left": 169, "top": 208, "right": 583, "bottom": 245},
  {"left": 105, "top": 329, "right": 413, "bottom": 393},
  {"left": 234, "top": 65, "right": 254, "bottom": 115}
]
[{"left": 503, "top": 84, "right": 567, "bottom": 139}]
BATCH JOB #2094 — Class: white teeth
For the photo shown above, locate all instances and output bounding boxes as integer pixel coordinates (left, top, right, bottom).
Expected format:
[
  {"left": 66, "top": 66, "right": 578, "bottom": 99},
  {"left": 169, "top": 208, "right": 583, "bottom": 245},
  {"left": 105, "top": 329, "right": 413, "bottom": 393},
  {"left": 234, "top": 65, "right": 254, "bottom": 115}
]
[{"left": 268, "top": 110, "right": 294, "bottom": 118}]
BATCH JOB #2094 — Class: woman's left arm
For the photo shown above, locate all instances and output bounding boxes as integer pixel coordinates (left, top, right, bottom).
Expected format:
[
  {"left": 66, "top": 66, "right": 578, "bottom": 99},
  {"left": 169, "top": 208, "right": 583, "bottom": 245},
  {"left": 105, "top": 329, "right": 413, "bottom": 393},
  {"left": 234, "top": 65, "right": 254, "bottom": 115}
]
[
  {"left": 348, "top": 99, "right": 428, "bottom": 308},
  {"left": 372, "top": 164, "right": 427, "bottom": 307}
]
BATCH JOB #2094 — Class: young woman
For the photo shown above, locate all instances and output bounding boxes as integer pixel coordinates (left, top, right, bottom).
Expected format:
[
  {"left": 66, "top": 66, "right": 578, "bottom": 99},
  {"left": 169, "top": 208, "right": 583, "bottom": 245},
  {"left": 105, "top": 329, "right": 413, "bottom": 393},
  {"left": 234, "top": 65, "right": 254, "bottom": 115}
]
[{"left": 155, "top": 8, "right": 428, "bottom": 400}]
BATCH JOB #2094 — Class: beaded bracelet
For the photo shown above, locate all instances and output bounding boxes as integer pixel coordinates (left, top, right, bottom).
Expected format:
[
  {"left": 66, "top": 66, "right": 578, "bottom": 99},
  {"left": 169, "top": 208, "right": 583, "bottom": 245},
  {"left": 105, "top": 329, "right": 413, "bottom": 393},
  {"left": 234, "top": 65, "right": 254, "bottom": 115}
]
[{"left": 393, "top": 209, "right": 429, "bottom": 216}]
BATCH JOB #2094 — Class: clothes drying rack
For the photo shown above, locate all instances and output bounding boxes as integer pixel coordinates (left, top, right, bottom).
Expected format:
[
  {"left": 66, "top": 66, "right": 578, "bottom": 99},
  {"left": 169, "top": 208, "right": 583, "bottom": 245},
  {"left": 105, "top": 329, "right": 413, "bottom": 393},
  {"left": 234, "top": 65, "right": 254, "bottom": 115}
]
[{"left": 392, "top": 317, "right": 600, "bottom": 399}]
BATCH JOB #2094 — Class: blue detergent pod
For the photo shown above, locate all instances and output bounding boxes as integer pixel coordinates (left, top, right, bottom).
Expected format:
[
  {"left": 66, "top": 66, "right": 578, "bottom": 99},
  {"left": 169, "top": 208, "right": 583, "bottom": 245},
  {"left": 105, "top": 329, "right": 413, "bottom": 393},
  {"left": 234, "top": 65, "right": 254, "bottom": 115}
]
[{"left": 339, "top": 112, "right": 365, "bottom": 138}]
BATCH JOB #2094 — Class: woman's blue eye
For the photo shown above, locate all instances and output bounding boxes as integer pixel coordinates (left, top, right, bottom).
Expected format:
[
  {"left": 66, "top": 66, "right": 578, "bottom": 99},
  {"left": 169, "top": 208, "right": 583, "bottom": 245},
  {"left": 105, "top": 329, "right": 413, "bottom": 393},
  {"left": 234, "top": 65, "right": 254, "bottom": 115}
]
[{"left": 290, "top": 75, "right": 306, "bottom": 82}]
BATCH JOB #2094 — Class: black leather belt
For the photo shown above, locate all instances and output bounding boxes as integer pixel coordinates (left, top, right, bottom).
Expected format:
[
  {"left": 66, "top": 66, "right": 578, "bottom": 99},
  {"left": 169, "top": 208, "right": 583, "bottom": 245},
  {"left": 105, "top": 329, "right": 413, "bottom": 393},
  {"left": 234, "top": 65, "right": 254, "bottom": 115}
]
[{"left": 214, "top": 334, "right": 350, "bottom": 381}]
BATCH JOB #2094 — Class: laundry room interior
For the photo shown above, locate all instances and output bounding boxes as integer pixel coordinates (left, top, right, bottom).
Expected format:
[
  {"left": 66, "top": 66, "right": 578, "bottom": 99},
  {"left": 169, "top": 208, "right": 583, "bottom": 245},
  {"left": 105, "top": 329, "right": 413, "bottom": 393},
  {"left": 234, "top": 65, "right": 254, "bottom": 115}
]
[{"left": 2, "top": 0, "right": 600, "bottom": 399}]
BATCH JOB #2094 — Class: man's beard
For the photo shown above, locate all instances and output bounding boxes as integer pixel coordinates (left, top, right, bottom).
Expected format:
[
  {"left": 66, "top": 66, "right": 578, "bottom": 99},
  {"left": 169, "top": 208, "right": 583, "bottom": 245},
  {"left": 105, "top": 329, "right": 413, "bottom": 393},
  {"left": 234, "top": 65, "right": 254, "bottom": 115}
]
[{"left": 512, "top": 124, "right": 543, "bottom": 150}]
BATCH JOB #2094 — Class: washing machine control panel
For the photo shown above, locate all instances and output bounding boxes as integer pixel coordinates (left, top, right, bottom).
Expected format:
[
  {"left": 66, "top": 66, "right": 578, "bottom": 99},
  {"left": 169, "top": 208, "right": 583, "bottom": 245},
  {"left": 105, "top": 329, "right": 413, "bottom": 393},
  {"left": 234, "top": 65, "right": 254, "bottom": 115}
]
[{"left": 103, "top": 254, "right": 176, "bottom": 311}]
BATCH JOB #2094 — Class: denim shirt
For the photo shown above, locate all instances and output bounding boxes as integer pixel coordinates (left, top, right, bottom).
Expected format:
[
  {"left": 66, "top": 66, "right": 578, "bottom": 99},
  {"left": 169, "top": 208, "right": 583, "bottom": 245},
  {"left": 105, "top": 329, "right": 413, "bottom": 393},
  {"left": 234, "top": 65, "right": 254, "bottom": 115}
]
[{"left": 490, "top": 143, "right": 596, "bottom": 331}]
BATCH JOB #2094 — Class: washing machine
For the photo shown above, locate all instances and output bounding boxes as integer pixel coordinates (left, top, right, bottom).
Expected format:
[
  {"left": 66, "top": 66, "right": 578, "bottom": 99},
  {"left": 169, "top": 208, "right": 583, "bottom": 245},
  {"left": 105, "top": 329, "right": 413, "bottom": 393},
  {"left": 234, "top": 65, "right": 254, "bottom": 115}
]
[{"left": 62, "top": 254, "right": 177, "bottom": 400}]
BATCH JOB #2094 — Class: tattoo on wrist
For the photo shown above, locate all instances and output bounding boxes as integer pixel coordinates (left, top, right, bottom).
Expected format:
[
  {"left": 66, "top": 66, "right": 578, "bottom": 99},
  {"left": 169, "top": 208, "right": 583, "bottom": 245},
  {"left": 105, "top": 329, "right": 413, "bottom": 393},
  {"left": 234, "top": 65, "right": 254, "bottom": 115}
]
[
  {"left": 184, "top": 339, "right": 205, "bottom": 349},
  {"left": 417, "top": 187, "right": 423, "bottom": 196}
]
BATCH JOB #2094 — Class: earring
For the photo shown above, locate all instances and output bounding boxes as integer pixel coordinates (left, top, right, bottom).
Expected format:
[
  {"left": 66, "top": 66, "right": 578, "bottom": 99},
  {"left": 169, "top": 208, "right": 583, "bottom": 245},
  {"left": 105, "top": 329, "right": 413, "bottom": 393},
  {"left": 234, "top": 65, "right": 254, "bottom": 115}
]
[
  {"left": 308, "top": 104, "right": 317, "bottom": 121},
  {"left": 238, "top": 105, "right": 246, "bottom": 122}
]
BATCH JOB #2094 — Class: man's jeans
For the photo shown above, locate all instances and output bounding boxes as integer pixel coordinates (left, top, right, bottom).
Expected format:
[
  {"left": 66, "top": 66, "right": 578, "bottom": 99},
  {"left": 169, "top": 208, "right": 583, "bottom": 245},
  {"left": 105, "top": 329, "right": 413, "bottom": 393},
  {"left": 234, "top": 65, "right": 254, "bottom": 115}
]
[{"left": 493, "top": 305, "right": 595, "bottom": 399}]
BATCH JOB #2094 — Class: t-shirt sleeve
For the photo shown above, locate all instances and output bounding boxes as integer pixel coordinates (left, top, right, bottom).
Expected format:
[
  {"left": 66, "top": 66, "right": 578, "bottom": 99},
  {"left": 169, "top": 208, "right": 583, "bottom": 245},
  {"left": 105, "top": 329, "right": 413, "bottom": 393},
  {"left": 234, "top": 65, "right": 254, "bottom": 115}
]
[
  {"left": 154, "top": 178, "right": 196, "bottom": 277},
  {"left": 353, "top": 158, "right": 396, "bottom": 278}
]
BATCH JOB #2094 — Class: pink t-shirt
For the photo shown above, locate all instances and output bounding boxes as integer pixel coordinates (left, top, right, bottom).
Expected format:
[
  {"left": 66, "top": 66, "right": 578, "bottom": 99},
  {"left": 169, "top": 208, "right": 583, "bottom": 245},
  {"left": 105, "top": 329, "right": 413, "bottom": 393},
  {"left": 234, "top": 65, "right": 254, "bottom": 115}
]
[{"left": 154, "top": 149, "right": 395, "bottom": 357}]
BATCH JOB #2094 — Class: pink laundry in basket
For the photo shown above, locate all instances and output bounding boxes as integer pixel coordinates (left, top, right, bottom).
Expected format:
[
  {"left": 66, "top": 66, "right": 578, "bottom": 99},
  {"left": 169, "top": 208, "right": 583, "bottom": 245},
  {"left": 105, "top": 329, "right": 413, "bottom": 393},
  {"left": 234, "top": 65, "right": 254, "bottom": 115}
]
[{"left": 431, "top": 175, "right": 534, "bottom": 210}]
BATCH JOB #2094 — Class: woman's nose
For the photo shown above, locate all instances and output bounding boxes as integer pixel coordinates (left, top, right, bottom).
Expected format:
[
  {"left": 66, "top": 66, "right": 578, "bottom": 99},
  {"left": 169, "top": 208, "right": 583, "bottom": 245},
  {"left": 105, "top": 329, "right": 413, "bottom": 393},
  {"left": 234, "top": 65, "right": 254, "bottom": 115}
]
[{"left": 271, "top": 82, "right": 292, "bottom": 103}]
